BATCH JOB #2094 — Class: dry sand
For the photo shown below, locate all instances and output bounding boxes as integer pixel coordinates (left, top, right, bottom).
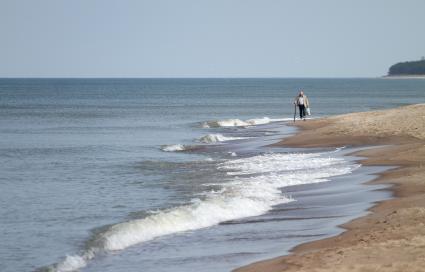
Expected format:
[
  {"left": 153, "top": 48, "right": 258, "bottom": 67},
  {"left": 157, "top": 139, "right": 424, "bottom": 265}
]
[{"left": 235, "top": 104, "right": 425, "bottom": 272}]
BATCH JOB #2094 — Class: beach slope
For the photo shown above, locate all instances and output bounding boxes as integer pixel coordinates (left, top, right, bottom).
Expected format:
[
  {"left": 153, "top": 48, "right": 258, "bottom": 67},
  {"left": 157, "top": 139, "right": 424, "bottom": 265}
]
[{"left": 235, "top": 104, "right": 425, "bottom": 272}]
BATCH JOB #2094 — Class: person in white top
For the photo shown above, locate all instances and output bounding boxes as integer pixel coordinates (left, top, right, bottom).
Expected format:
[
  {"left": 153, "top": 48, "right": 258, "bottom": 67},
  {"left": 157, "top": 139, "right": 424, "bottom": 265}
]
[{"left": 294, "top": 90, "right": 310, "bottom": 120}]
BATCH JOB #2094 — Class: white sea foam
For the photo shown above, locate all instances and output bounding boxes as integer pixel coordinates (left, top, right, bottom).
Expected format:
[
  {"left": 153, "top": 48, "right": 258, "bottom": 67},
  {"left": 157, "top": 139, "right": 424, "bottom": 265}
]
[
  {"left": 160, "top": 144, "right": 187, "bottom": 152},
  {"left": 49, "top": 151, "right": 358, "bottom": 272},
  {"left": 219, "top": 153, "right": 356, "bottom": 175},
  {"left": 245, "top": 117, "right": 274, "bottom": 126},
  {"left": 54, "top": 254, "right": 90, "bottom": 272},
  {"left": 201, "top": 117, "right": 292, "bottom": 128},
  {"left": 198, "top": 133, "right": 247, "bottom": 143},
  {"left": 201, "top": 119, "right": 249, "bottom": 128}
]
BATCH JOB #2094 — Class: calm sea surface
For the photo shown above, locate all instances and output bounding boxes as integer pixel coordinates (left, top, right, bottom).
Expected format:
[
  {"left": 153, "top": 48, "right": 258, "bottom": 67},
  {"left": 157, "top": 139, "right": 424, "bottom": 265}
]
[{"left": 0, "top": 78, "right": 424, "bottom": 272}]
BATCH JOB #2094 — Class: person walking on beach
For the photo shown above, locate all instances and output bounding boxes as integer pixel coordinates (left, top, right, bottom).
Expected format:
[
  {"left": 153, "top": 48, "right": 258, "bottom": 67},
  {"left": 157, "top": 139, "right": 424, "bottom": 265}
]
[{"left": 294, "top": 90, "right": 309, "bottom": 121}]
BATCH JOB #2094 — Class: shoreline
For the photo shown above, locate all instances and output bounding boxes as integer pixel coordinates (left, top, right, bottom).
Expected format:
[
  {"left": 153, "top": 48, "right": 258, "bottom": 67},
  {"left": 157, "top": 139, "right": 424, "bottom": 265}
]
[{"left": 235, "top": 104, "right": 425, "bottom": 272}]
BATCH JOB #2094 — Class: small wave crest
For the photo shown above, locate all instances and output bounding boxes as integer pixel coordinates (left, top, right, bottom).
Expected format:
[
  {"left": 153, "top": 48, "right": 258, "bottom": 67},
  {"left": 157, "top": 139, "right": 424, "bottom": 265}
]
[
  {"left": 160, "top": 144, "right": 187, "bottom": 152},
  {"left": 198, "top": 133, "right": 247, "bottom": 143},
  {"left": 201, "top": 119, "right": 249, "bottom": 128},
  {"left": 201, "top": 117, "right": 291, "bottom": 128}
]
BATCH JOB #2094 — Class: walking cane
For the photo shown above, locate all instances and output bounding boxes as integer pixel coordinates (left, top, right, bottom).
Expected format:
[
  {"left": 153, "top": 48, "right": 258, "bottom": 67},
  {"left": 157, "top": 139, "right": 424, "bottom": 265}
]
[{"left": 293, "top": 103, "right": 297, "bottom": 122}]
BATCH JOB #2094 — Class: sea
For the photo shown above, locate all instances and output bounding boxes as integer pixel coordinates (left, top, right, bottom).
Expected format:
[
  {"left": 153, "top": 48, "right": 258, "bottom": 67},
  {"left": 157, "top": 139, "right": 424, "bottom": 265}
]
[{"left": 1, "top": 78, "right": 424, "bottom": 272}]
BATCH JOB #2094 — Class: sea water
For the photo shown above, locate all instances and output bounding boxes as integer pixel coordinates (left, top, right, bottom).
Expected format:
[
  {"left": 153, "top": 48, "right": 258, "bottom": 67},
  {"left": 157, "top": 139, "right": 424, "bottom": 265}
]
[{"left": 0, "top": 78, "right": 424, "bottom": 272}]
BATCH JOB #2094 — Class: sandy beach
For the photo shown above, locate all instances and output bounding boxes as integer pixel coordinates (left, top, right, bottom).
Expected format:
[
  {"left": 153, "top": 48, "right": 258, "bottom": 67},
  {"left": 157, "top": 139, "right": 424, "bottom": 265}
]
[{"left": 235, "top": 103, "right": 425, "bottom": 272}]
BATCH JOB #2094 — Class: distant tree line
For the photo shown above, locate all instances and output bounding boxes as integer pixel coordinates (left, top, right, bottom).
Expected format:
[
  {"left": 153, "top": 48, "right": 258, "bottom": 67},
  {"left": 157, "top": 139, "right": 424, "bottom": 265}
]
[{"left": 388, "top": 59, "right": 425, "bottom": 75}]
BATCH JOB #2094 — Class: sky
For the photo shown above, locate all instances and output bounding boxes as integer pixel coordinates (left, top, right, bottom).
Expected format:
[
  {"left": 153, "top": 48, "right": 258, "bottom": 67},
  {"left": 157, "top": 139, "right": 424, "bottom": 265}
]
[{"left": 1, "top": 0, "right": 424, "bottom": 78}]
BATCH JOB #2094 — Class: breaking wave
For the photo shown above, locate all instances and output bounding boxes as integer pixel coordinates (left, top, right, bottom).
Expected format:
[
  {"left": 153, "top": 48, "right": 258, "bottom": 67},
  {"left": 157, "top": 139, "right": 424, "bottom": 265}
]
[
  {"left": 198, "top": 133, "right": 248, "bottom": 143},
  {"left": 201, "top": 117, "right": 292, "bottom": 128},
  {"left": 45, "top": 151, "right": 358, "bottom": 272},
  {"left": 160, "top": 144, "right": 188, "bottom": 152}
]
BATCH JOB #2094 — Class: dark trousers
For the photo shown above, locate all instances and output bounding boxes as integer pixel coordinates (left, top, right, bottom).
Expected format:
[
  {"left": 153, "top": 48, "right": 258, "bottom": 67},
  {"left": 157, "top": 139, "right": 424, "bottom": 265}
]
[{"left": 298, "top": 105, "right": 306, "bottom": 119}]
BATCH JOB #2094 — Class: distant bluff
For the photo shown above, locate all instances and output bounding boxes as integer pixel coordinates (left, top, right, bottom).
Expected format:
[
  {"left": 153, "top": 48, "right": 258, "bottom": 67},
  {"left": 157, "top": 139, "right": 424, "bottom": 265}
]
[{"left": 388, "top": 58, "right": 425, "bottom": 76}]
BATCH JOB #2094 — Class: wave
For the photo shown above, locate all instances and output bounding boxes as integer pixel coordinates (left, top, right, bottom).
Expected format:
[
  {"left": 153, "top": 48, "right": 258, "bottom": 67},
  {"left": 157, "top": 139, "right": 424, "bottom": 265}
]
[
  {"left": 201, "top": 117, "right": 292, "bottom": 128},
  {"left": 201, "top": 119, "right": 249, "bottom": 128},
  {"left": 46, "top": 151, "right": 358, "bottom": 272},
  {"left": 198, "top": 133, "right": 248, "bottom": 143},
  {"left": 161, "top": 134, "right": 248, "bottom": 152},
  {"left": 218, "top": 152, "right": 356, "bottom": 175},
  {"left": 160, "top": 144, "right": 188, "bottom": 152}
]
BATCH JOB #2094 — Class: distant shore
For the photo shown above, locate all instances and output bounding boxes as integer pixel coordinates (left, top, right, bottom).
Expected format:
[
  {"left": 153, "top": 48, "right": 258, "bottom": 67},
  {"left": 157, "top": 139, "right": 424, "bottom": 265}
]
[
  {"left": 235, "top": 104, "right": 425, "bottom": 272},
  {"left": 382, "top": 75, "right": 425, "bottom": 79}
]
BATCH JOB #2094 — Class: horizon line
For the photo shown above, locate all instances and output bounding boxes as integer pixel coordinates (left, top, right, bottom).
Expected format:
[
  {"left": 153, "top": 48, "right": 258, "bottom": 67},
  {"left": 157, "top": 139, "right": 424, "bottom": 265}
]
[{"left": 0, "top": 76, "right": 386, "bottom": 79}]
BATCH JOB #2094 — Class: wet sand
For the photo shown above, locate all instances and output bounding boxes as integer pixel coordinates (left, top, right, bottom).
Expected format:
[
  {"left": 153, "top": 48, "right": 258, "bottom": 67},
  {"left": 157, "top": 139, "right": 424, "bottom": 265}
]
[{"left": 235, "top": 104, "right": 425, "bottom": 272}]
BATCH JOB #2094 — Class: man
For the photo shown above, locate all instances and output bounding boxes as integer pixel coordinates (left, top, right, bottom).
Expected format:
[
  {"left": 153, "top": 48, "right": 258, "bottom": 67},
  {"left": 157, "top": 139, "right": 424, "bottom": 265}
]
[{"left": 294, "top": 90, "right": 309, "bottom": 120}]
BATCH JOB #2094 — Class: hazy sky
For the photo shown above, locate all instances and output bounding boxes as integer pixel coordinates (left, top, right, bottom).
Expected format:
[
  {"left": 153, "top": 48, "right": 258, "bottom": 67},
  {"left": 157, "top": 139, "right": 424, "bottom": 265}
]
[{"left": 1, "top": 0, "right": 424, "bottom": 77}]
